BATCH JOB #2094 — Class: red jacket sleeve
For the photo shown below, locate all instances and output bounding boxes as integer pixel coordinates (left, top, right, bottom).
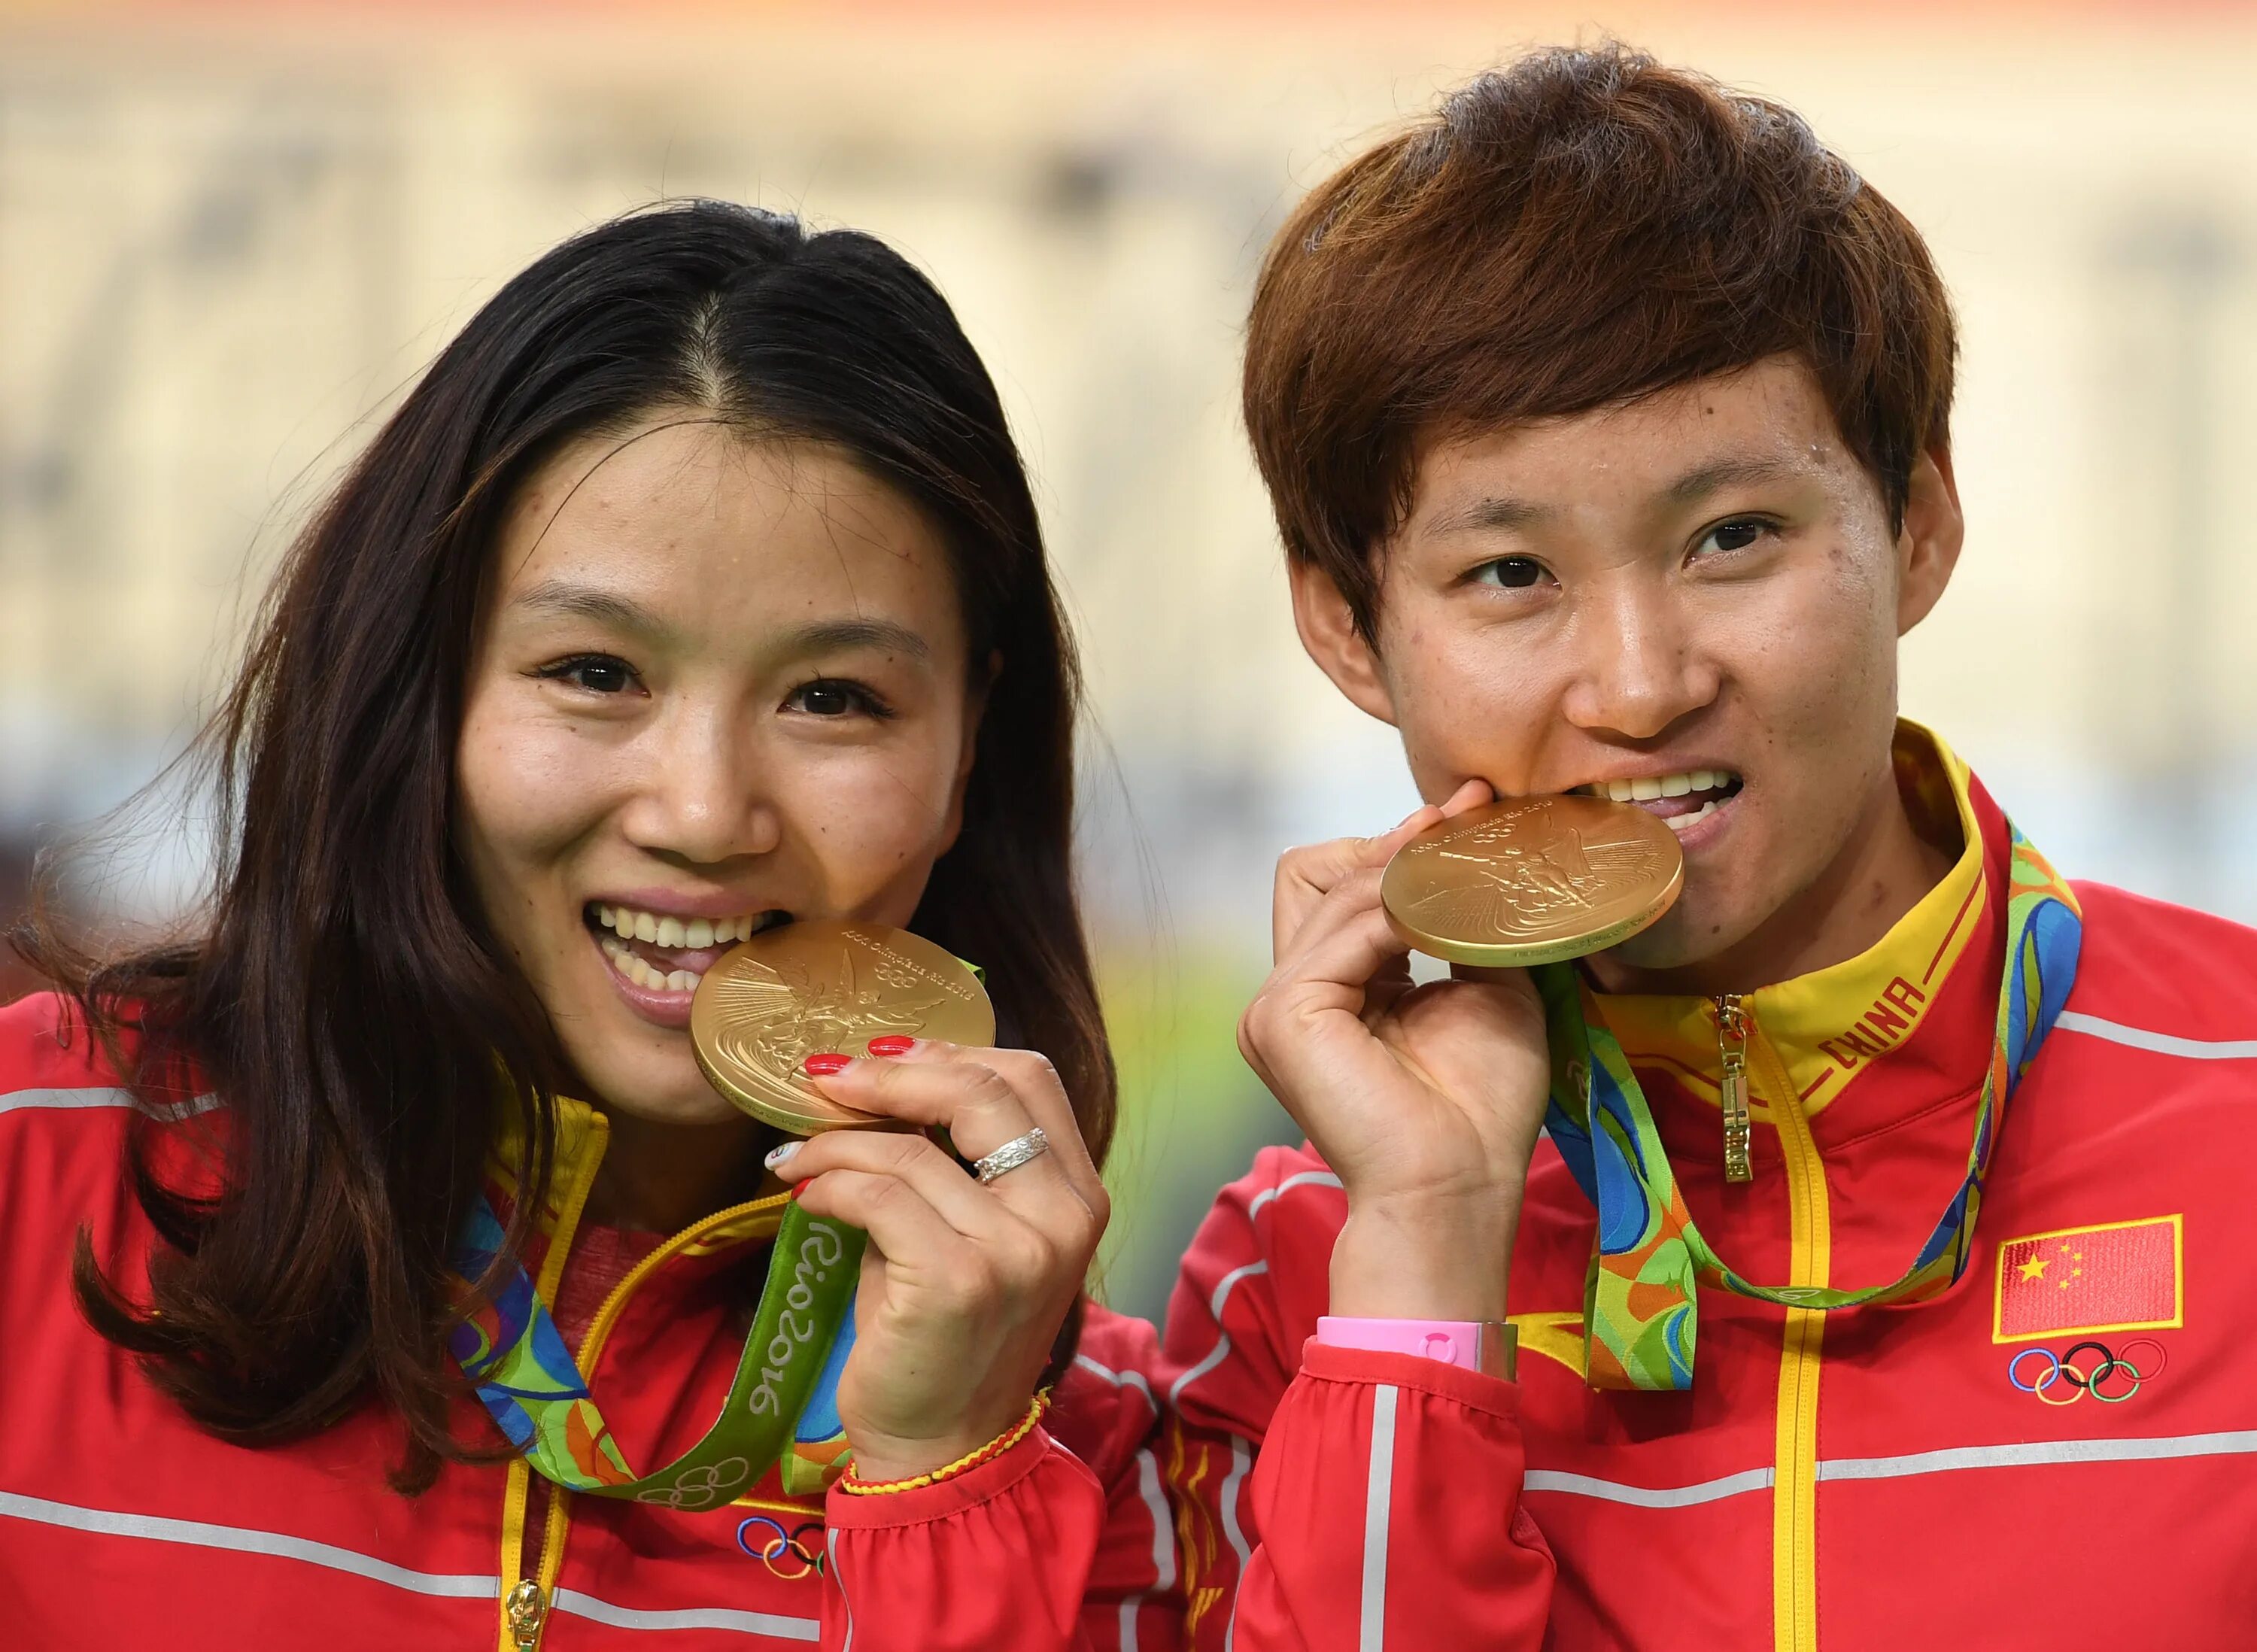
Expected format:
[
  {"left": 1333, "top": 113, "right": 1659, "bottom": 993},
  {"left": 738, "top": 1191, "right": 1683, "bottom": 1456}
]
[
  {"left": 1159, "top": 1147, "right": 1554, "bottom": 1650},
  {"left": 820, "top": 1307, "right": 1184, "bottom": 1650}
]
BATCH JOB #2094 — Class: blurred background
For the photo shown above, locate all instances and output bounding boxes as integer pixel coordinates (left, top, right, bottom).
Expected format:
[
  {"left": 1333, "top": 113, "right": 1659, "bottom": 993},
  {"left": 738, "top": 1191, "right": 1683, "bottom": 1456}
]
[{"left": 2, "top": 1, "right": 2254, "bottom": 1323}]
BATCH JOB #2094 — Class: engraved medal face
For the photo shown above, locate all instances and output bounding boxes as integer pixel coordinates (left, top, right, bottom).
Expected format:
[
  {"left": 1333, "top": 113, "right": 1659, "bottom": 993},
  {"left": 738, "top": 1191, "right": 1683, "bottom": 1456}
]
[
  {"left": 690, "top": 920, "right": 995, "bottom": 1134},
  {"left": 1380, "top": 795, "right": 1685, "bottom": 967}
]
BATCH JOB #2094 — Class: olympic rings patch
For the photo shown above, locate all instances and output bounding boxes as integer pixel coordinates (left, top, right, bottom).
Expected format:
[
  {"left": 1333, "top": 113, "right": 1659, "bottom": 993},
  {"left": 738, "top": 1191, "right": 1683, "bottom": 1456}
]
[
  {"left": 734, "top": 1514, "right": 827, "bottom": 1581},
  {"left": 2005, "top": 1338, "right": 2167, "bottom": 1405}
]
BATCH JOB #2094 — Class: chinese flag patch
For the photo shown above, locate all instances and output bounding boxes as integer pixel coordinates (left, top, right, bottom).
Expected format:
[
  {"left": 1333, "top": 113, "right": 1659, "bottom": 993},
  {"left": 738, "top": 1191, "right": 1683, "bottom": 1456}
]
[{"left": 1993, "top": 1215, "right": 2183, "bottom": 1343}]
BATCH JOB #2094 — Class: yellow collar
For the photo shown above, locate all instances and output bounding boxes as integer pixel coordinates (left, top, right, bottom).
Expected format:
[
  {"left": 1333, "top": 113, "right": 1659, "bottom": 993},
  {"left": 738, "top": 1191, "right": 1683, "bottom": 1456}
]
[
  {"left": 1593, "top": 721, "right": 1988, "bottom": 1115},
  {"left": 487, "top": 1092, "right": 785, "bottom": 1256}
]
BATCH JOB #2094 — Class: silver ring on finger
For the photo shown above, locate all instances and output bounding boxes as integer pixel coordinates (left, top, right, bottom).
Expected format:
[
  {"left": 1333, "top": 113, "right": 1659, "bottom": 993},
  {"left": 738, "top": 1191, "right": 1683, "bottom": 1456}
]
[{"left": 974, "top": 1127, "right": 1050, "bottom": 1185}]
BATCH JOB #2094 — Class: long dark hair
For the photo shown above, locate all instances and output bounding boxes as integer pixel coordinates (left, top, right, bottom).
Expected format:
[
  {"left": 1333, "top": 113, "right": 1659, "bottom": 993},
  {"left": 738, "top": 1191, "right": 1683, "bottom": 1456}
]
[{"left": 14, "top": 201, "right": 1114, "bottom": 1491}]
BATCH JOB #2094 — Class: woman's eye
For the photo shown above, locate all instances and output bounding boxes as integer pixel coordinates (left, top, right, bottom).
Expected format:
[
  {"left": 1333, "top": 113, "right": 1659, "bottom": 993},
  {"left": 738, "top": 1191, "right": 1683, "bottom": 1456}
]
[
  {"left": 538, "top": 654, "right": 639, "bottom": 694},
  {"left": 786, "top": 679, "right": 888, "bottom": 719},
  {"left": 1472, "top": 557, "right": 1549, "bottom": 590},
  {"left": 1695, "top": 518, "right": 1771, "bottom": 557}
]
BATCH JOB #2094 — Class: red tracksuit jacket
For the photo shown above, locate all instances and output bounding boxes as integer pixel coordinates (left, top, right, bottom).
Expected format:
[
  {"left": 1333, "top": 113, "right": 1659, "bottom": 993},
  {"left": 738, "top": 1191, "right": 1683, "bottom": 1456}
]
[
  {"left": 1161, "top": 728, "right": 2257, "bottom": 1650},
  {"left": 0, "top": 992, "right": 1183, "bottom": 1650}
]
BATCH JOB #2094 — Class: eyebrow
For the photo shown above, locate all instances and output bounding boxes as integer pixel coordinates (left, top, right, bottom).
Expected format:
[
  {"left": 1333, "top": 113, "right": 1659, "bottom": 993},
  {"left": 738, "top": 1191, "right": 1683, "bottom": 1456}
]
[
  {"left": 1424, "top": 452, "right": 1807, "bottom": 539},
  {"left": 777, "top": 618, "right": 932, "bottom": 663},
  {"left": 1661, "top": 454, "right": 1803, "bottom": 506},
  {"left": 1426, "top": 495, "right": 1554, "bottom": 537},
  {"left": 512, "top": 579, "right": 673, "bottom": 640}
]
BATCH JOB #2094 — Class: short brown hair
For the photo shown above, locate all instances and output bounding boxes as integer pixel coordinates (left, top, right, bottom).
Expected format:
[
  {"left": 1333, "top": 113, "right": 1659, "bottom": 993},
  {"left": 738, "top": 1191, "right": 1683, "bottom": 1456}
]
[{"left": 1244, "top": 44, "right": 1957, "bottom": 634}]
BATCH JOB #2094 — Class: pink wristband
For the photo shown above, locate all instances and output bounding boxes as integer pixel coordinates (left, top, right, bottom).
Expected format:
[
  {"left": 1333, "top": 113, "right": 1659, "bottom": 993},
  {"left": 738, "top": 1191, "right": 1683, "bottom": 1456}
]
[{"left": 1317, "top": 1316, "right": 1517, "bottom": 1380}]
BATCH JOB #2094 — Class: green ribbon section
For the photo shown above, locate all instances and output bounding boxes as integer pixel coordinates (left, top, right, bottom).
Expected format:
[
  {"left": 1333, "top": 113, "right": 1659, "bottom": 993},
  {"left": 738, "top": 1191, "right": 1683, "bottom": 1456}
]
[
  {"left": 450, "top": 1198, "right": 862, "bottom": 1508},
  {"left": 1536, "top": 822, "right": 2082, "bottom": 1389}
]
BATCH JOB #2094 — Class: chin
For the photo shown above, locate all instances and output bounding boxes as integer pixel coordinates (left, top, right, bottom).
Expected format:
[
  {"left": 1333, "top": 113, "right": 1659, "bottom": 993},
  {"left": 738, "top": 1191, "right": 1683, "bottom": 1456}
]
[
  {"left": 566, "top": 1035, "right": 738, "bottom": 1125},
  {"left": 593, "top": 1076, "right": 749, "bottom": 1129},
  {"left": 1608, "top": 898, "right": 1746, "bottom": 974}
]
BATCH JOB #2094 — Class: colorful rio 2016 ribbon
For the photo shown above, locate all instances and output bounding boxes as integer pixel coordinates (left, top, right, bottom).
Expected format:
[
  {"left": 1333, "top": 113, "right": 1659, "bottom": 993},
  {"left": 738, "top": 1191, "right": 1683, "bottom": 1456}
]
[
  {"left": 1538, "top": 822, "right": 2082, "bottom": 1391},
  {"left": 446, "top": 1197, "right": 861, "bottom": 1507}
]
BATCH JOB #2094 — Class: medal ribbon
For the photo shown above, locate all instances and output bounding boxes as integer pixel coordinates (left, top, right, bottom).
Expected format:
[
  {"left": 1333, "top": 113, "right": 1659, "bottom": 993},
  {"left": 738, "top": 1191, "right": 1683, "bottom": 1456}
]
[
  {"left": 1537, "top": 821, "right": 2082, "bottom": 1390},
  {"left": 447, "top": 1193, "right": 861, "bottom": 1506},
  {"left": 445, "top": 947, "right": 996, "bottom": 1501}
]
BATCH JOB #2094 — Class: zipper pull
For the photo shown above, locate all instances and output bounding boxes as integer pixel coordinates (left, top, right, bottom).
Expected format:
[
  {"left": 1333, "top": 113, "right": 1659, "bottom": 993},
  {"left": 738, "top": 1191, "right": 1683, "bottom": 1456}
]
[
  {"left": 1716, "top": 995, "right": 1754, "bottom": 1184},
  {"left": 506, "top": 1579, "right": 548, "bottom": 1650}
]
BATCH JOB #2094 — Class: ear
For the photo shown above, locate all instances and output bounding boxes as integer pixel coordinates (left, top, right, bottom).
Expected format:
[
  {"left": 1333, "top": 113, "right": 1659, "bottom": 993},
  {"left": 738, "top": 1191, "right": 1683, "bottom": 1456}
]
[
  {"left": 1288, "top": 559, "right": 1399, "bottom": 725},
  {"left": 936, "top": 649, "right": 1001, "bottom": 854},
  {"left": 1895, "top": 445, "right": 1964, "bottom": 635}
]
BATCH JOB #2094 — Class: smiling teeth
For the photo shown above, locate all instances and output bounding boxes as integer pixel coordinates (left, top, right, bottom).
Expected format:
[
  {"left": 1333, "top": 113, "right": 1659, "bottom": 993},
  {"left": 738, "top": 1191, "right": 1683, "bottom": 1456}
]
[
  {"left": 594, "top": 905, "right": 761, "bottom": 945},
  {"left": 591, "top": 904, "right": 770, "bottom": 997},
  {"left": 1588, "top": 769, "right": 1731, "bottom": 803},
  {"left": 1665, "top": 798, "right": 1722, "bottom": 835},
  {"left": 600, "top": 934, "right": 704, "bottom": 994}
]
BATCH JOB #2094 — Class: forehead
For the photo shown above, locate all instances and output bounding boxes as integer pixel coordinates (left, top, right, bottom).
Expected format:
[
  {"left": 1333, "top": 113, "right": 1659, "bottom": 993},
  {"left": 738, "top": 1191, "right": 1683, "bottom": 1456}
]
[
  {"left": 492, "top": 418, "right": 961, "bottom": 641},
  {"left": 1409, "top": 355, "right": 1857, "bottom": 521}
]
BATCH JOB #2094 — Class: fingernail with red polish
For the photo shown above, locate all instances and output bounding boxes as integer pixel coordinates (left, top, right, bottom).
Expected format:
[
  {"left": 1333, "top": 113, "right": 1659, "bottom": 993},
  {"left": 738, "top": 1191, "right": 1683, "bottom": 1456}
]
[
  {"left": 791, "top": 1179, "right": 813, "bottom": 1201},
  {"left": 801, "top": 1052, "right": 852, "bottom": 1077},
  {"left": 866, "top": 1036, "right": 916, "bottom": 1058}
]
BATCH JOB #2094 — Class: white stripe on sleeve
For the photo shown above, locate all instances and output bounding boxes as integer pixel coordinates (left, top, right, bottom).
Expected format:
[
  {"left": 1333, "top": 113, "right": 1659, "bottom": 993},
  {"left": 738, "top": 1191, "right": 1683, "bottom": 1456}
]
[
  {"left": 1135, "top": 1448, "right": 1177, "bottom": 1590},
  {"left": 1074, "top": 1353, "right": 1157, "bottom": 1414},
  {"left": 826, "top": 1530, "right": 852, "bottom": 1651},
  {"left": 1220, "top": 1437, "right": 1252, "bottom": 1652},
  {"left": 1245, "top": 1169, "right": 1344, "bottom": 1219},
  {"left": 1111, "top": 1447, "right": 1175, "bottom": 1649},
  {"left": 1359, "top": 1386, "right": 1399, "bottom": 1652},
  {"left": 2055, "top": 1011, "right": 2257, "bottom": 1060},
  {"left": 1166, "top": 1261, "right": 1269, "bottom": 1406},
  {"left": 1116, "top": 1593, "right": 1143, "bottom": 1650},
  {"left": 0, "top": 1085, "right": 221, "bottom": 1120}
]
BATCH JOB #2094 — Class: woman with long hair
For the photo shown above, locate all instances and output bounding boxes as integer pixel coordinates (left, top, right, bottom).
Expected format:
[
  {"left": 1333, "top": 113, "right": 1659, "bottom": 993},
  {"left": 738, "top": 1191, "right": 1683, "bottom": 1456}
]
[{"left": 0, "top": 202, "right": 1177, "bottom": 1650}]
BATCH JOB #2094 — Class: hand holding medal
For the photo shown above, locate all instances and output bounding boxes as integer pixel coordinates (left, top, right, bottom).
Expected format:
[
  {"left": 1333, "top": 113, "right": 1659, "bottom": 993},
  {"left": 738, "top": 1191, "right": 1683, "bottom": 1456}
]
[
  {"left": 698, "top": 921, "right": 1105, "bottom": 1486},
  {"left": 1241, "top": 781, "right": 1682, "bottom": 1326},
  {"left": 451, "top": 922, "right": 1097, "bottom": 1508}
]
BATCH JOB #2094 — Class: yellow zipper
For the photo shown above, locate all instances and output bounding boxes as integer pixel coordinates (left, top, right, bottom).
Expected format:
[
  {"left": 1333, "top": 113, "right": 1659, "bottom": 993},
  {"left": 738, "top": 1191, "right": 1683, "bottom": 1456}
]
[
  {"left": 1741, "top": 1013, "right": 1828, "bottom": 1652},
  {"left": 491, "top": 1110, "right": 612, "bottom": 1652},
  {"left": 483, "top": 1131, "right": 816, "bottom": 1652},
  {"left": 504, "top": 1578, "right": 546, "bottom": 1648},
  {"left": 1715, "top": 995, "right": 1754, "bottom": 1184}
]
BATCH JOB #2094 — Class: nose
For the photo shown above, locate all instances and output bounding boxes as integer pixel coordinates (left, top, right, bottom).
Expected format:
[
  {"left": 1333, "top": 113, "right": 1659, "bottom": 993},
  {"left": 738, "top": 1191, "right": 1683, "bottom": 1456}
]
[
  {"left": 619, "top": 699, "right": 782, "bottom": 867},
  {"left": 1558, "top": 576, "right": 1720, "bottom": 741}
]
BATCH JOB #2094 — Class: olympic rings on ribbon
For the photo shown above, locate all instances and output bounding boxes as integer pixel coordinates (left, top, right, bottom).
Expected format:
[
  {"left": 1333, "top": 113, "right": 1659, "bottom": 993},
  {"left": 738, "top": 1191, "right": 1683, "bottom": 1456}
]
[
  {"left": 734, "top": 1514, "right": 828, "bottom": 1581},
  {"left": 2004, "top": 1339, "right": 2158, "bottom": 1405}
]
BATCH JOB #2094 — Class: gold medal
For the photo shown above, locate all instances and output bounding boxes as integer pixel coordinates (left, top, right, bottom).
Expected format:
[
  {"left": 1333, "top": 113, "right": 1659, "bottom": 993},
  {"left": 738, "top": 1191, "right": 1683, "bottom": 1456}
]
[
  {"left": 690, "top": 919, "right": 994, "bottom": 1134},
  {"left": 1381, "top": 795, "right": 1684, "bottom": 967}
]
